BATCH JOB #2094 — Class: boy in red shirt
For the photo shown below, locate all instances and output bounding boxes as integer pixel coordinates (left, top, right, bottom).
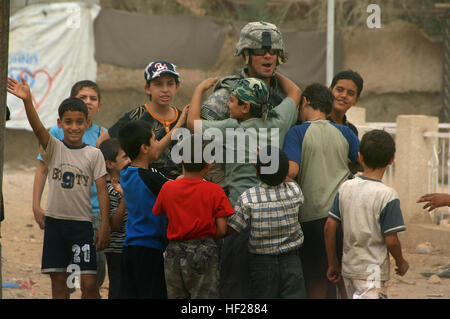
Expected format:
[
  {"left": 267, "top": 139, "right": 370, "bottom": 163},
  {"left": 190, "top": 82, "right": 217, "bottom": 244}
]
[{"left": 153, "top": 134, "right": 234, "bottom": 299}]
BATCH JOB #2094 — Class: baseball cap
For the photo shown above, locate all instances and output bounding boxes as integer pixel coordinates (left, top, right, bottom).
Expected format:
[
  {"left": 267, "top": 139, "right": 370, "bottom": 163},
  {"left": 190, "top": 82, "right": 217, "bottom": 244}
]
[{"left": 144, "top": 60, "right": 180, "bottom": 84}]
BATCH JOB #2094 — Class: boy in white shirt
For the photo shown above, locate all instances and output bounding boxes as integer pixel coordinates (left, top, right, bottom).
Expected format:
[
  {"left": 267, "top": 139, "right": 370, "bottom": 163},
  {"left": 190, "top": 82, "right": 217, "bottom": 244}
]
[
  {"left": 8, "top": 76, "right": 109, "bottom": 299},
  {"left": 324, "top": 129, "right": 409, "bottom": 299}
]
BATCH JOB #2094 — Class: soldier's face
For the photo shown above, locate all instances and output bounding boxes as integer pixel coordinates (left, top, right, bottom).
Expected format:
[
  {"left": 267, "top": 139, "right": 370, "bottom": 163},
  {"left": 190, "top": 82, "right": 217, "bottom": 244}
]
[{"left": 248, "top": 49, "right": 278, "bottom": 79}]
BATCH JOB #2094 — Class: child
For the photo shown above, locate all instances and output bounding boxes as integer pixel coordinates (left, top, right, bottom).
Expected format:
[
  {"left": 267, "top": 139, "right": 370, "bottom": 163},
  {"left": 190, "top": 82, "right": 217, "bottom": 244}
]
[
  {"left": 117, "top": 108, "right": 187, "bottom": 299},
  {"left": 283, "top": 83, "right": 360, "bottom": 299},
  {"left": 328, "top": 70, "right": 364, "bottom": 137},
  {"left": 7, "top": 76, "right": 110, "bottom": 299},
  {"left": 32, "top": 80, "right": 108, "bottom": 291},
  {"left": 325, "top": 129, "right": 409, "bottom": 299},
  {"left": 187, "top": 73, "right": 301, "bottom": 299},
  {"left": 227, "top": 145, "right": 306, "bottom": 299},
  {"left": 96, "top": 60, "right": 184, "bottom": 179},
  {"left": 153, "top": 134, "right": 234, "bottom": 299},
  {"left": 99, "top": 138, "right": 130, "bottom": 299}
]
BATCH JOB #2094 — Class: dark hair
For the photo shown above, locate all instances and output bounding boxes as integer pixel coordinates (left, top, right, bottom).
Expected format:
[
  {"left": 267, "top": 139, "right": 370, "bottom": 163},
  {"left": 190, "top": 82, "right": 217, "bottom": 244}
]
[
  {"left": 300, "top": 83, "right": 334, "bottom": 115},
  {"left": 6, "top": 105, "right": 10, "bottom": 121},
  {"left": 256, "top": 145, "right": 289, "bottom": 186},
  {"left": 58, "top": 97, "right": 88, "bottom": 119},
  {"left": 118, "top": 120, "right": 153, "bottom": 161},
  {"left": 70, "top": 80, "right": 101, "bottom": 102},
  {"left": 237, "top": 98, "right": 263, "bottom": 118},
  {"left": 99, "top": 138, "right": 121, "bottom": 163},
  {"left": 181, "top": 134, "right": 209, "bottom": 172},
  {"left": 360, "top": 129, "right": 395, "bottom": 169},
  {"left": 331, "top": 70, "right": 364, "bottom": 97}
]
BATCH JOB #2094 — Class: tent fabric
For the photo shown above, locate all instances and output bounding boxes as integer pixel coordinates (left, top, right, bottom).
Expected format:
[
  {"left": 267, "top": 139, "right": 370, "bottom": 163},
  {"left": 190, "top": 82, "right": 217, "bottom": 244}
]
[
  {"left": 95, "top": 11, "right": 342, "bottom": 86},
  {"left": 94, "top": 9, "right": 226, "bottom": 70},
  {"left": 278, "top": 29, "right": 343, "bottom": 86}
]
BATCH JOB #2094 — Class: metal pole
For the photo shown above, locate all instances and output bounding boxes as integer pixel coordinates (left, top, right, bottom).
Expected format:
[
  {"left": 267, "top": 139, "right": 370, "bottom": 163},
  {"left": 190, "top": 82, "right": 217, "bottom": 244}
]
[
  {"left": 436, "top": 4, "right": 450, "bottom": 122},
  {"left": 326, "top": 0, "right": 335, "bottom": 86},
  {"left": 0, "top": 0, "right": 10, "bottom": 300},
  {"left": 443, "top": 9, "right": 450, "bottom": 122}
]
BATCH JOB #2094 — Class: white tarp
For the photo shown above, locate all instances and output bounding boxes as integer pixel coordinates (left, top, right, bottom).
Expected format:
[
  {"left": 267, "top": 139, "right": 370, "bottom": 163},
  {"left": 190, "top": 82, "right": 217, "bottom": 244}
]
[{"left": 7, "top": 2, "right": 100, "bottom": 130}]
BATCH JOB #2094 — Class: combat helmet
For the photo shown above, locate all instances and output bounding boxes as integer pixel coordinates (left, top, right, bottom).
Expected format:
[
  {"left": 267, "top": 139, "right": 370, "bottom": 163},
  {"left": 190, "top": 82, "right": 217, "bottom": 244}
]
[{"left": 234, "top": 21, "right": 287, "bottom": 64}]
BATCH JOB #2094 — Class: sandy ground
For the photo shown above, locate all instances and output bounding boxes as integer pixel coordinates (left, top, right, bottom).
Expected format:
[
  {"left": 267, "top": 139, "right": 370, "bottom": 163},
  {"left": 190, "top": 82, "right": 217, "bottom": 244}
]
[{"left": 1, "top": 167, "right": 450, "bottom": 299}]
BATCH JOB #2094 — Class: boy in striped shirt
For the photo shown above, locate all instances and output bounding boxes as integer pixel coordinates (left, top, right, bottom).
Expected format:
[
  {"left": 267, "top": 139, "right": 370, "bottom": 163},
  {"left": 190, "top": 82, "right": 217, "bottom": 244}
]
[
  {"left": 227, "top": 146, "right": 306, "bottom": 299},
  {"left": 99, "top": 138, "right": 130, "bottom": 299}
]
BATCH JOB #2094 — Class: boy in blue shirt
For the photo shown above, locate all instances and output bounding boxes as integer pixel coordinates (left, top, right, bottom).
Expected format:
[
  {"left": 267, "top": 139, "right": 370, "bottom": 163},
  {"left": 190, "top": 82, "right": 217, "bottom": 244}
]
[{"left": 117, "top": 107, "right": 187, "bottom": 298}]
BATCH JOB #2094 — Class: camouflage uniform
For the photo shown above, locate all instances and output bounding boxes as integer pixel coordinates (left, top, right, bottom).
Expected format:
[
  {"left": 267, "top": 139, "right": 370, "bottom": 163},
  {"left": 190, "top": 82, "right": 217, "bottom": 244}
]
[
  {"left": 200, "top": 22, "right": 290, "bottom": 299},
  {"left": 164, "top": 238, "right": 219, "bottom": 299},
  {"left": 200, "top": 68, "right": 286, "bottom": 188}
]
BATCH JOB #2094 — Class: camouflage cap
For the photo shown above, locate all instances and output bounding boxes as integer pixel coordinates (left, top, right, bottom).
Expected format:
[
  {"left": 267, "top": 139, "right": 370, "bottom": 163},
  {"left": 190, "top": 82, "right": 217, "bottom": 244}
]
[
  {"left": 231, "top": 77, "right": 275, "bottom": 119},
  {"left": 231, "top": 78, "right": 269, "bottom": 106},
  {"left": 235, "top": 21, "right": 287, "bottom": 63}
]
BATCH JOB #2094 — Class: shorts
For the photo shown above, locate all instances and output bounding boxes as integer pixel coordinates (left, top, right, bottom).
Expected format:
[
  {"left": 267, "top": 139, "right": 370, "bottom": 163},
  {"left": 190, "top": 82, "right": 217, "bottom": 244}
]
[
  {"left": 298, "top": 217, "right": 329, "bottom": 281},
  {"left": 344, "top": 277, "right": 388, "bottom": 299},
  {"left": 41, "top": 216, "right": 97, "bottom": 274}
]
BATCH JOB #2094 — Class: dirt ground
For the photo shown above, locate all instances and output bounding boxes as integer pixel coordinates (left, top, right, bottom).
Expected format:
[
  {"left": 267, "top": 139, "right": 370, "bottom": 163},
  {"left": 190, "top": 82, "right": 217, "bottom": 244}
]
[{"left": 1, "top": 167, "right": 450, "bottom": 299}]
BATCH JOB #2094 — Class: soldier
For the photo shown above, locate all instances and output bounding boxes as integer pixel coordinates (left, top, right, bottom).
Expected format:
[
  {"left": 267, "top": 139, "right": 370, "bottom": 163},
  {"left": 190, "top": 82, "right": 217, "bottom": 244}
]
[
  {"left": 200, "top": 21, "right": 296, "bottom": 299},
  {"left": 201, "top": 21, "right": 290, "bottom": 188}
]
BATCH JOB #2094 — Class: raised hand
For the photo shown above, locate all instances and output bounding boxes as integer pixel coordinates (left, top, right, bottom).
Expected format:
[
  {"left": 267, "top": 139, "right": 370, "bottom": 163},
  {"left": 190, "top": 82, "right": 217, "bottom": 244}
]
[
  {"left": 175, "top": 104, "right": 189, "bottom": 128},
  {"left": 7, "top": 75, "right": 32, "bottom": 101},
  {"left": 198, "top": 77, "right": 219, "bottom": 92}
]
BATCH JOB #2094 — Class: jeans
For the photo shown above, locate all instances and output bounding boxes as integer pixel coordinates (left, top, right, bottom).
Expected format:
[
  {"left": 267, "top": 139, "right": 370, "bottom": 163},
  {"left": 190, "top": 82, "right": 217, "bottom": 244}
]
[{"left": 249, "top": 251, "right": 307, "bottom": 299}]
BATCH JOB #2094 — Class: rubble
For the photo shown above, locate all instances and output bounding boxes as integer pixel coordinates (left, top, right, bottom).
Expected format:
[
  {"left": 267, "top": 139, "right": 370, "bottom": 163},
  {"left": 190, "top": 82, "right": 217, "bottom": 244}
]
[{"left": 415, "top": 242, "right": 433, "bottom": 254}]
